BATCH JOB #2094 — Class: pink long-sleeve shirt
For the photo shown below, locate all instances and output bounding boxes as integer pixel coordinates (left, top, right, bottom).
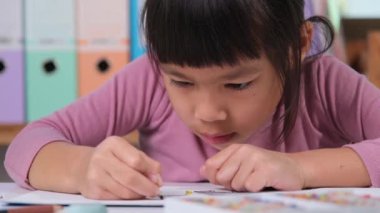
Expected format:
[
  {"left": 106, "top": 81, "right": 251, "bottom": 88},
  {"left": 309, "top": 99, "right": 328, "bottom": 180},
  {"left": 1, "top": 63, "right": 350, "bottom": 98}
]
[{"left": 5, "top": 55, "right": 380, "bottom": 189}]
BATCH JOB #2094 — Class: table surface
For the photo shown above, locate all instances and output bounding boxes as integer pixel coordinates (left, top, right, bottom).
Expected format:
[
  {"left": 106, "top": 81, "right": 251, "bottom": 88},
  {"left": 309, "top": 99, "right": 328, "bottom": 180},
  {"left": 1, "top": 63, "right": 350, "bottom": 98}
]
[
  {"left": 0, "top": 183, "right": 162, "bottom": 213},
  {"left": 3, "top": 183, "right": 380, "bottom": 212}
]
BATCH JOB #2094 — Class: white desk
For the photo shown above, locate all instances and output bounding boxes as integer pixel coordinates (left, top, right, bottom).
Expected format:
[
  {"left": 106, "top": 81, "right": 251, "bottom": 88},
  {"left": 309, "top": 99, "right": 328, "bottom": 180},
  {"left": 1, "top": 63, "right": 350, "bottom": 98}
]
[
  {"left": 4, "top": 183, "right": 380, "bottom": 212},
  {"left": 0, "top": 182, "right": 230, "bottom": 213},
  {"left": 0, "top": 183, "right": 163, "bottom": 213}
]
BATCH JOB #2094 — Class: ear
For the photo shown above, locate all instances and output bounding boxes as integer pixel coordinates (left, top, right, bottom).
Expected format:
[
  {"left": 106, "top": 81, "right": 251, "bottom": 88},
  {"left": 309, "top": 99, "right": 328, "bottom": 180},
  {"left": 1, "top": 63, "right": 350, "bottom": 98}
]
[{"left": 300, "top": 21, "right": 313, "bottom": 60}]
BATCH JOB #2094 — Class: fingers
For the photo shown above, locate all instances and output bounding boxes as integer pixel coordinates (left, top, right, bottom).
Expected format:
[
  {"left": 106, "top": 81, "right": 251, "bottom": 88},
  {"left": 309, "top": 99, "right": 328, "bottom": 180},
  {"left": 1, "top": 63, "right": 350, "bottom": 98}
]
[
  {"left": 82, "top": 168, "right": 143, "bottom": 200},
  {"left": 202, "top": 144, "right": 268, "bottom": 192},
  {"left": 202, "top": 144, "right": 305, "bottom": 193},
  {"left": 213, "top": 153, "right": 244, "bottom": 189},
  {"left": 201, "top": 144, "right": 241, "bottom": 184},
  {"left": 83, "top": 136, "right": 162, "bottom": 199},
  {"left": 100, "top": 175, "right": 144, "bottom": 200},
  {"left": 109, "top": 137, "right": 162, "bottom": 180},
  {"left": 244, "top": 171, "right": 267, "bottom": 192},
  {"left": 107, "top": 156, "right": 160, "bottom": 197},
  {"left": 212, "top": 146, "right": 256, "bottom": 190},
  {"left": 230, "top": 160, "right": 256, "bottom": 191}
]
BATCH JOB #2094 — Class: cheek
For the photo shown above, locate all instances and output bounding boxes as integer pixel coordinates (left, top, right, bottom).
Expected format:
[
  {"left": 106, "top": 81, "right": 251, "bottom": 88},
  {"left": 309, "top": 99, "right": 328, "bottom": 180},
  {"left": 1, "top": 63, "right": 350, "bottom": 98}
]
[
  {"left": 171, "top": 95, "right": 190, "bottom": 115},
  {"left": 232, "top": 101, "right": 265, "bottom": 127},
  {"left": 163, "top": 82, "right": 194, "bottom": 122},
  {"left": 230, "top": 89, "right": 279, "bottom": 132}
]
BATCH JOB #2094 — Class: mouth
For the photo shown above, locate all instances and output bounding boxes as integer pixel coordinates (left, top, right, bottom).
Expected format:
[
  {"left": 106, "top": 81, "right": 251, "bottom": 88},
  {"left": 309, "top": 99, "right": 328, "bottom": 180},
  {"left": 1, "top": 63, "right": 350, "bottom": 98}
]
[{"left": 199, "top": 132, "right": 237, "bottom": 145}]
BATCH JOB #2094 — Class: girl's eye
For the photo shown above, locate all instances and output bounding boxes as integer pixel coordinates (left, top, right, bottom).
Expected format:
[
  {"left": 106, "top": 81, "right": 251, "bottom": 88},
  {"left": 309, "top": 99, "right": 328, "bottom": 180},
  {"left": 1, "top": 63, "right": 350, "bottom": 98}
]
[
  {"left": 170, "top": 79, "right": 194, "bottom": 88},
  {"left": 225, "top": 81, "right": 253, "bottom": 90}
]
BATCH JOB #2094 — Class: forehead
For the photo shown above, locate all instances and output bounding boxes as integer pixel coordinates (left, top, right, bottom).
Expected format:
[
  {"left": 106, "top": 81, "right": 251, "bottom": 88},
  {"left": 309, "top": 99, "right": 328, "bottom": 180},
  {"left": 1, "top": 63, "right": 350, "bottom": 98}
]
[{"left": 159, "top": 57, "right": 269, "bottom": 80}]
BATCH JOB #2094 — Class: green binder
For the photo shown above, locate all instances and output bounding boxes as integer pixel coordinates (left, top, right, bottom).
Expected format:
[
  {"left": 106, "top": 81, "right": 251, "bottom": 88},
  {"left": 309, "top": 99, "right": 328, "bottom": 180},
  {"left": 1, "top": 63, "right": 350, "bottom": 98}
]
[
  {"left": 26, "top": 51, "right": 76, "bottom": 121},
  {"left": 25, "top": 0, "right": 77, "bottom": 122}
]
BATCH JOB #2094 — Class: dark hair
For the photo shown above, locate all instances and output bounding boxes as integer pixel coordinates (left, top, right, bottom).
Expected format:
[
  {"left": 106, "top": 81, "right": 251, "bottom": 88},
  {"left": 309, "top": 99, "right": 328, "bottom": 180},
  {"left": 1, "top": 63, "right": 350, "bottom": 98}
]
[{"left": 141, "top": 0, "right": 334, "bottom": 141}]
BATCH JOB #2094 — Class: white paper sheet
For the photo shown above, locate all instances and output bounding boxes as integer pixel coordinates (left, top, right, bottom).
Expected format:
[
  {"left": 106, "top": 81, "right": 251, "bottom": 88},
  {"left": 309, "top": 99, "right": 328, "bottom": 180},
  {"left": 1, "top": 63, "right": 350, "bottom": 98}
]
[{"left": 4, "top": 182, "right": 231, "bottom": 207}]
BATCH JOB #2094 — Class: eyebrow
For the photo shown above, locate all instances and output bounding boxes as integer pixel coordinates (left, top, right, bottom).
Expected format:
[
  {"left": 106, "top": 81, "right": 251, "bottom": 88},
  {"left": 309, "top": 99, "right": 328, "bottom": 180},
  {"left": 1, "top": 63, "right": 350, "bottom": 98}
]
[
  {"left": 160, "top": 67, "right": 193, "bottom": 80},
  {"left": 160, "top": 65, "right": 260, "bottom": 81},
  {"left": 222, "top": 66, "right": 260, "bottom": 80}
]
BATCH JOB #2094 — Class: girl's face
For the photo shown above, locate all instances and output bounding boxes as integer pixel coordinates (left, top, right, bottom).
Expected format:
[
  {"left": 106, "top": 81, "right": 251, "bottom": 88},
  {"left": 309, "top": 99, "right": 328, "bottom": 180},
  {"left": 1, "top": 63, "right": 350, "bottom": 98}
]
[{"left": 160, "top": 55, "right": 283, "bottom": 150}]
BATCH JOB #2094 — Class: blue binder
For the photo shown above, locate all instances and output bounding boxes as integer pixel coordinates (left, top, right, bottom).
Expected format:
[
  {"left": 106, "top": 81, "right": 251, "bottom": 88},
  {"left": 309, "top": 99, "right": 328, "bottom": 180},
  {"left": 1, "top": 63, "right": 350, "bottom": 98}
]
[{"left": 130, "top": 0, "right": 146, "bottom": 60}]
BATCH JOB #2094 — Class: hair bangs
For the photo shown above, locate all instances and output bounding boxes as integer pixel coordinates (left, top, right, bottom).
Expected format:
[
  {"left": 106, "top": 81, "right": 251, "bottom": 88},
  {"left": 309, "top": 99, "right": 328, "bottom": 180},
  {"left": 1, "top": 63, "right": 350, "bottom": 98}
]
[
  {"left": 142, "top": 0, "right": 335, "bottom": 141},
  {"left": 142, "top": 0, "right": 264, "bottom": 68}
]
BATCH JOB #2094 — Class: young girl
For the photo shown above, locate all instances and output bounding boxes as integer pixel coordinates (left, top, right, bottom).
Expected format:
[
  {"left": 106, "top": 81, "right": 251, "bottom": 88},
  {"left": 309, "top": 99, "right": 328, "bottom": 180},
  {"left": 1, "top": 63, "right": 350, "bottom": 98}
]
[{"left": 5, "top": 0, "right": 380, "bottom": 200}]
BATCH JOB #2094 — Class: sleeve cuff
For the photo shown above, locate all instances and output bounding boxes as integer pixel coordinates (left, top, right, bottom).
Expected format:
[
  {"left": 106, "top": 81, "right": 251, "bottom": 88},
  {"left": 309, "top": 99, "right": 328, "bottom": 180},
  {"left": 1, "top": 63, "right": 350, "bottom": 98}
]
[{"left": 344, "top": 139, "right": 380, "bottom": 187}]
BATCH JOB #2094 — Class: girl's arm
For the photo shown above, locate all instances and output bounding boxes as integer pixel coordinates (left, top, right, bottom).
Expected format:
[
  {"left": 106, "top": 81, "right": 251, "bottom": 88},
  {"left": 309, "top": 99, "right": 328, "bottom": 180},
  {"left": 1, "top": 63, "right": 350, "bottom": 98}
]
[
  {"left": 5, "top": 56, "right": 165, "bottom": 197},
  {"left": 28, "top": 138, "right": 161, "bottom": 199},
  {"left": 28, "top": 142, "right": 94, "bottom": 193},
  {"left": 316, "top": 56, "right": 380, "bottom": 187},
  {"left": 289, "top": 147, "right": 371, "bottom": 188},
  {"left": 200, "top": 144, "right": 370, "bottom": 192}
]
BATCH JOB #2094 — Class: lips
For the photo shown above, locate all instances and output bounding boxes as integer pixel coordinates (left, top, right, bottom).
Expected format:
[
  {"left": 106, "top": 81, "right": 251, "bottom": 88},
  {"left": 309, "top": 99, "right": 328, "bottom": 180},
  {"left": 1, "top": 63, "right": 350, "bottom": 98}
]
[{"left": 199, "top": 132, "right": 236, "bottom": 144}]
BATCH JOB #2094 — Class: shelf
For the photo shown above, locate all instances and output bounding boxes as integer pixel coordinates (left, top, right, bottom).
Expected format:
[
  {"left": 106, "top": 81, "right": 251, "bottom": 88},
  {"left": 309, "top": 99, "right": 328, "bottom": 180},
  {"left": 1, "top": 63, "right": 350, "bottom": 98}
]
[
  {"left": 0, "top": 124, "right": 25, "bottom": 145},
  {"left": 0, "top": 124, "right": 139, "bottom": 146}
]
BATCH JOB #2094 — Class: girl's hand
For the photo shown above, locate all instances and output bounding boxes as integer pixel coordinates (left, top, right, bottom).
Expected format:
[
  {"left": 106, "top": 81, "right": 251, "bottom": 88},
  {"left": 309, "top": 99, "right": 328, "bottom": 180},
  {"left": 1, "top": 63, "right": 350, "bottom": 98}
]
[
  {"left": 76, "top": 136, "right": 162, "bottom": 200},
  {"left": 200, "top": 144, "right": 305, "bottom": 192}
]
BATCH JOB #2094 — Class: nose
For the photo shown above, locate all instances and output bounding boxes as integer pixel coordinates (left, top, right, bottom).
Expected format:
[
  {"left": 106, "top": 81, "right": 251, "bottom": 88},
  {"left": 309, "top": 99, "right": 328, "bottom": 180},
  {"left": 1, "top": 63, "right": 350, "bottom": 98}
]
[{"left": 194, "top": 100, "right": 227, "bottom": 122}]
